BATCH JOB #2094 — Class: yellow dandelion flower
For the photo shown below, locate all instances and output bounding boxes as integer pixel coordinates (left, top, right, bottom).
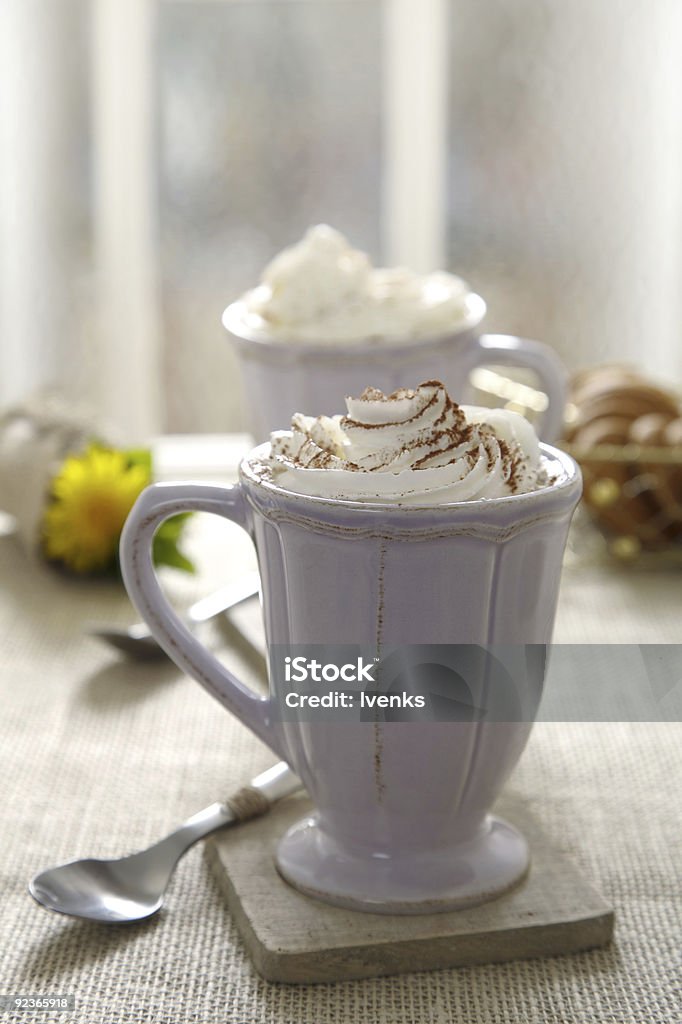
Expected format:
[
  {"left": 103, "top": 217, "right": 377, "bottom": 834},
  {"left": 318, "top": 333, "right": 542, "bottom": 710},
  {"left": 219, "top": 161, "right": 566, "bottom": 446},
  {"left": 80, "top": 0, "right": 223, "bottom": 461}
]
[{"left": 42, "top": 444, "right": 150, "bottom": 574}]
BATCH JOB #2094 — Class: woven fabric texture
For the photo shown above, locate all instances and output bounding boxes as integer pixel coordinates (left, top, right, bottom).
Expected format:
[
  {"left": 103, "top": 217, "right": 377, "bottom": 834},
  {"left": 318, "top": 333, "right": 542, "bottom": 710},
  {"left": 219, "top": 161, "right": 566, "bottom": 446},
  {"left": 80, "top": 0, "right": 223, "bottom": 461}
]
[{"left": 1, "top": 504, "right": 680, "bottom": 1024}]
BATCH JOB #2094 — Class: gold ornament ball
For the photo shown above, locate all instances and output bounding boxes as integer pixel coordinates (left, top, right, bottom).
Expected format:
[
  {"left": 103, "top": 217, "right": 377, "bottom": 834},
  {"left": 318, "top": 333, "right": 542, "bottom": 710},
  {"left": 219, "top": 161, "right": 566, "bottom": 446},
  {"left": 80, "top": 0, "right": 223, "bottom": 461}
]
[
  {"left": 588, "top": 477, "right": 621, "bottom": 508},
  {"left": 609, "top": 535, "right": 641, "bottom": 561}
]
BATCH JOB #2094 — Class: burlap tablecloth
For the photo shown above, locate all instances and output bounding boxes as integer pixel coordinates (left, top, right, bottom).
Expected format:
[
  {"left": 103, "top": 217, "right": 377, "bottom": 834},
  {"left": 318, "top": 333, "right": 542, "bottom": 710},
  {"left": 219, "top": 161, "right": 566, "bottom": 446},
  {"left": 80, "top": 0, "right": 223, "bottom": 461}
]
[{"left": 1, "top": 442, "right": 680, "bottom": 1023}]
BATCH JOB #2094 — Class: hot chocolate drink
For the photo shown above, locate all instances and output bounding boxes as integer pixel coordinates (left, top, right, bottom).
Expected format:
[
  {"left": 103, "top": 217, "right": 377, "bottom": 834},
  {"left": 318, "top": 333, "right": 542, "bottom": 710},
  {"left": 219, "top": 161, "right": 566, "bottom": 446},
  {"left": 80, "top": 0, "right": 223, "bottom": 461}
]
[
  {"left": 120, "top": 380, "right": 581, "bottom": 914},
  {"left": 223, "top": 228, "right": 567, "bottom": 442}
]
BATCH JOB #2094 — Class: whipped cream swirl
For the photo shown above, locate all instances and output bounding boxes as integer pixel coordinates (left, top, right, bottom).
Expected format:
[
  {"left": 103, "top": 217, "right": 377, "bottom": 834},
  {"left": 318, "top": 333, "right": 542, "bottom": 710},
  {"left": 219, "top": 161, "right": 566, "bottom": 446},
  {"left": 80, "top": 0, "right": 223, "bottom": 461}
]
[
  {"left": 241, "top": 225, "right": 477, "bottom": 344},
  {"left": 263, "top": 381, "right": 545, "bottom": 503}
]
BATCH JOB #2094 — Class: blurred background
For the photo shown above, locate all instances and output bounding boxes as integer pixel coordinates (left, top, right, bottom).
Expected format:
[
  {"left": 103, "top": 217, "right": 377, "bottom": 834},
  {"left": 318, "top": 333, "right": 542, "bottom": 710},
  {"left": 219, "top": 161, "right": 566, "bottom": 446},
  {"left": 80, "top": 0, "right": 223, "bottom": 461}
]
[{"left": 1, "top": 0, "right": 681, "bottom": 441}]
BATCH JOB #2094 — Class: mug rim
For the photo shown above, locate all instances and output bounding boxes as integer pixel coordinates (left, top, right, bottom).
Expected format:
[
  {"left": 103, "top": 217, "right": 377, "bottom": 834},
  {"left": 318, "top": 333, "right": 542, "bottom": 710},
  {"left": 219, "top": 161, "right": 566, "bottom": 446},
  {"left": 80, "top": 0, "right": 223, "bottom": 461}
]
[
  {"left": 222, "top": 292, "right": 487, "bottom": 355},
  {"left": 239, "top": 441, "right": 581, "bottom": 514}
]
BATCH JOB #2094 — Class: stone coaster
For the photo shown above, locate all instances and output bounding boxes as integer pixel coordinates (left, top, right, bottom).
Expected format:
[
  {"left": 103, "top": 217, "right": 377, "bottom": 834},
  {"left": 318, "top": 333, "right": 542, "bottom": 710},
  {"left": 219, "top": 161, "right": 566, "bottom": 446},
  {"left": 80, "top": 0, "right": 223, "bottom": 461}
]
[{"left": 205, "top": 792, "right": 614, "bottom": 984}]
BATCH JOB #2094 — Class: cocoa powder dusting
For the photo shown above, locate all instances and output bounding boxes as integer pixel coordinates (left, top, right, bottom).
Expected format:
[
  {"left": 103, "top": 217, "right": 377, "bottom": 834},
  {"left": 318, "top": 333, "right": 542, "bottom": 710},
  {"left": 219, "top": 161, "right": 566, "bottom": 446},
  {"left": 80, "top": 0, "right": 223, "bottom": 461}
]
[
  {"left": 498, "top": 439, "right": 524, "bottom": 494},
  {"left": 309, "top": 450, "right": 334, "bottom": 468},
  {"left": 412, "top": 424, "right": 473, "bottom": 469},
  {"left": 485, "top": 437, "right": 496, "bottom": 472},
  {"left": 342, "top": 385, "right": 443, "bottom": 431}
]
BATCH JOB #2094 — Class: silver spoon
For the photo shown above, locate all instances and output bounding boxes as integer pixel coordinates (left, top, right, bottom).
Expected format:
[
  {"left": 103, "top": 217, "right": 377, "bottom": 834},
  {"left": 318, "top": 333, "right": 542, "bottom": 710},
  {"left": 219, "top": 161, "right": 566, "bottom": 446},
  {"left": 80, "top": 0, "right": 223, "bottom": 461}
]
[
  {"left": 88, "top": 572, "right": 260, "bottom": 659},
  {"left": 29, "top": 762, "right": 301, "bottom": 923}
]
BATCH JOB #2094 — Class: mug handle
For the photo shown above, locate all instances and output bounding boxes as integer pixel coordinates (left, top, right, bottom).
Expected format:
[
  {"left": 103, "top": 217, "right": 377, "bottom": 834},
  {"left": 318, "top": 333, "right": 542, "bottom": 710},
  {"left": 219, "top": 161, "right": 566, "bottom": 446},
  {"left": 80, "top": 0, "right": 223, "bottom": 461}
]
[
  {"left": 119, "top": 482, "right": 287, "bottom": 761},
  {"left": 469, "top": 333, "right": 568, "bottom": 442}
]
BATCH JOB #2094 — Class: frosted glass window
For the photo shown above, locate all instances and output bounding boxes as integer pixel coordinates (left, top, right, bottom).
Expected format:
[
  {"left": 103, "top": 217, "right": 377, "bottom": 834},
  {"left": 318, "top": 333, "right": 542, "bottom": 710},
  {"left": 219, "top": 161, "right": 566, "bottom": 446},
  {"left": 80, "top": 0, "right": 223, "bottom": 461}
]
[{"left": 158, "top": 1, "right": 383, "bottom": 431}]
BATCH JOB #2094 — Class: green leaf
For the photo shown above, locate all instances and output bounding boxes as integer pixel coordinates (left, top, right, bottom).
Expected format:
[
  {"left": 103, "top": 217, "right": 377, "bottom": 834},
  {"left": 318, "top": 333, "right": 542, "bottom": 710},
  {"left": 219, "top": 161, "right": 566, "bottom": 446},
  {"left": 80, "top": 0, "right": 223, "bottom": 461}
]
[
  {"left": 152, "top": 513, "right": 195, "bottom": 574},
  {"left": 156, "top": 512, "right": 192, "bottom": 541},
  {"left": 153, "top": 539, "right": 195, "bottom": 573},
  {"left": 125, "top": 447, "right": 153, "bottom": 478}
]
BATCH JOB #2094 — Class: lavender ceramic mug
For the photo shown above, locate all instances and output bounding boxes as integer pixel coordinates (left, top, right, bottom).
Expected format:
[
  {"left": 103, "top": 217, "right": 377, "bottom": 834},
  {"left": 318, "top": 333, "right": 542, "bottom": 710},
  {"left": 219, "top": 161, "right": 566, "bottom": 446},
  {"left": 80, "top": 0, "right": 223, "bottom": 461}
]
[
  {"left": 223, "top": 295, "right": 567, "bottom": 443},
  {"left": 119, "top": 443, "right": 581, "bottom": 914}
]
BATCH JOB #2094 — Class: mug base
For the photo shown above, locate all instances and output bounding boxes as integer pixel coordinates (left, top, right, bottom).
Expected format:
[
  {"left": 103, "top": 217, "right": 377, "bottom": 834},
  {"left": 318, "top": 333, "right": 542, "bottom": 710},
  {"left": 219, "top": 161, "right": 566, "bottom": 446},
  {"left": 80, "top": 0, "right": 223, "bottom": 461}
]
[{"left": 275, "top": 813, "right": 529, "bottom": 915}]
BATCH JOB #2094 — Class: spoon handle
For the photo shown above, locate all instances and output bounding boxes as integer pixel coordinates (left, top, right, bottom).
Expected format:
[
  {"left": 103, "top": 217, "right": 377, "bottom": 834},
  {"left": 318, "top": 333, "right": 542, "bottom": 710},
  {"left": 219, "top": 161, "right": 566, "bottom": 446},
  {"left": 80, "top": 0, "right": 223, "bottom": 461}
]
[
  {"left": 186, "top": 573, "right": 260, "bottom": 624},
  {"left": 146, "top": 762, "right": 302, "bottom": 867},
  {"left": 121, "top": 575, "right": 262, "bottom": 643}
]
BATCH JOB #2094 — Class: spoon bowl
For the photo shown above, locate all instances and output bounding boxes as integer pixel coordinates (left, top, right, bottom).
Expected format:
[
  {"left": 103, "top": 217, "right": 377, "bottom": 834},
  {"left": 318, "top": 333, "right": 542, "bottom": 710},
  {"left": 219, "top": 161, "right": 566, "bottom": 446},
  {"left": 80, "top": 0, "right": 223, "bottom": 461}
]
[
  {"left": 88, "top": 573, "right": 260, "bottom": 661},
  {"left": 29, "top": 763, "right": 301, "bottom": 922},
  {"left": 87, "top": 626, "right": 173, "bottom": 661},
  {"left": 30, "top": 854, "right": 167, "bottom": 922}
]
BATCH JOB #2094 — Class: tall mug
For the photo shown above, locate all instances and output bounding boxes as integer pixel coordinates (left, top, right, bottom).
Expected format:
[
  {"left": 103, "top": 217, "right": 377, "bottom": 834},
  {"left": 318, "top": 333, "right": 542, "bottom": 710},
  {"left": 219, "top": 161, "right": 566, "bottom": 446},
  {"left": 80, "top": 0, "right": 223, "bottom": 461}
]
[
  {"left": 120, "top": 441, "right": 581, "bottom": 914},
  {"left": 223, "top": 295, "right": 567, "bottom": 443}
]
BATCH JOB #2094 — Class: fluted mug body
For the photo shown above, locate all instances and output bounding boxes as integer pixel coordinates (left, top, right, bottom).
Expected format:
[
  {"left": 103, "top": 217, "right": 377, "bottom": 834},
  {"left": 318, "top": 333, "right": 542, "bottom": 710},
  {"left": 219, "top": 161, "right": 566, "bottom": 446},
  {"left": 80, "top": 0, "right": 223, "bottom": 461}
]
[
  {"left": 244, "top": 445, "right": 580, "bottom": 910},
  {"left": 120, "top": 443, "right": 581, "bottom": 913}
]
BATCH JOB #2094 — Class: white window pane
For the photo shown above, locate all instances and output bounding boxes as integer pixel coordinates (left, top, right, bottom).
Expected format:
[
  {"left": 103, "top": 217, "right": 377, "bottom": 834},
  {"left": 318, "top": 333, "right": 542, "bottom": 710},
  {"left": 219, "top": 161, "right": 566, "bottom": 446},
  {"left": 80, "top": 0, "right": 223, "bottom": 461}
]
[
  {"left": 446, "top": 0, "right": 682, "bottom": 380},
  {"left": 158, "top": 1, "right": 383, "bottom": 432},
  {"left": 0, "top": 0, "right": 92, "bottom": 409}
]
